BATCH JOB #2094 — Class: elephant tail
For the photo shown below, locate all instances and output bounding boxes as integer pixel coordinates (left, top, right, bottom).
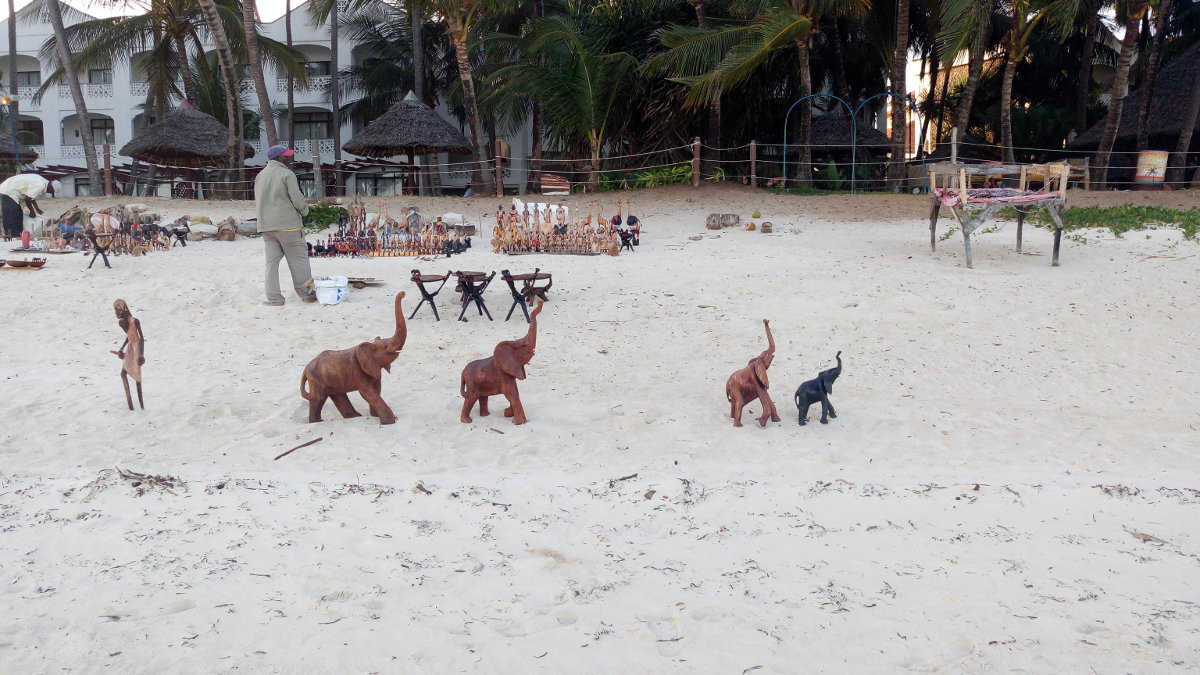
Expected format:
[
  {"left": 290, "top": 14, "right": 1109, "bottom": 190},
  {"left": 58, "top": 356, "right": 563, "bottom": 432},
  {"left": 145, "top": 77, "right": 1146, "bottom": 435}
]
[
  {"left": 300, "top": 368, "right": 315, "bottom": 401},
  {"left": 460, "top": 371, "right": 468, "bottom": 398},
  {"left": 725, "top": 377, "right": 732, "bottom": 402}
]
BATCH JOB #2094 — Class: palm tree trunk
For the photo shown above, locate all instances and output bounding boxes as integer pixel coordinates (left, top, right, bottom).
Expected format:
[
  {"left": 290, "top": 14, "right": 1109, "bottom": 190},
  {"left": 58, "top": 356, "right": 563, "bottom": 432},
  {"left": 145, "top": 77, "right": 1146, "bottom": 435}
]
[
  {"left": 286, "top": 0, "right": 295, "bottom": 144},
  {"left": 952, "top": 0, "right": 991, "bottom": 137},
  {"left": 1135, "top": 0, "right": 1170, "bottom": 151},
  {"left": 331, "top": 0, "right": 342, "bottom": 195},
  {"left": 889, "top": 0, "right": 911, "bottom": 188},
  {"left": 45, "top": 0, "right": 102, "bottom": 191},
  {"left": 796, "top": 40, "right": 812, "bottom": 188},
  {"left": 1166, "top": 64, "right": 1200, "bottom": 186},
  {"left": 934, "top": 65, "right": 951, "bottom": 143},
  {"left": 448, "top": 25, "right": 495, "bottom": 196},
  {"left": 174, "top": 33, "right": 196, "bottom": 104},
  {"left": 242, "top": 0, "right": 277, "bottom": 146},
  {"left": 693, "top": 1, "right": 721, "bottom": 174},
  {"left": 1074, "top": 9, "right": 1099, "bottom": 135},
  {"left": 526, "top": 0, "right": 544, "bottom": 194},
  {"left": 7, "top": 0, "right": 17, "bottom": 124},
  {"left": 1000, "top": 48, "right": 1017, "bottom": 164},
  {"left": 1092, "top": 9, "right": 1144, "bottom": 189},
  {"left": 195, "top": 0, "right": 241, "bottom": 179},
  {"left": 410, "top": 0, "right": 431, "bottom": 195},
  {"left": 589, "top": 133, "right": 601, "bottom": 192},
  {"left": 918, "top": 48, "right": 939, "bottom": 154},
  {"left": 827, "top": 15, "right": 852, "bottom": 109}
]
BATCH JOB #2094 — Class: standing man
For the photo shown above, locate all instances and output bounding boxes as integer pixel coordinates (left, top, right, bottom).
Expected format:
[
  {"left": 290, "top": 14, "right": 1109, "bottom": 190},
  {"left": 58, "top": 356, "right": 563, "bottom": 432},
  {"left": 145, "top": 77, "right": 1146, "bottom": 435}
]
[
  {"left": 255, "top": 145, "right": 317, "bottom": 305},
  {"left": 0, "top": 173, "right": 58, "bottom": 240}
]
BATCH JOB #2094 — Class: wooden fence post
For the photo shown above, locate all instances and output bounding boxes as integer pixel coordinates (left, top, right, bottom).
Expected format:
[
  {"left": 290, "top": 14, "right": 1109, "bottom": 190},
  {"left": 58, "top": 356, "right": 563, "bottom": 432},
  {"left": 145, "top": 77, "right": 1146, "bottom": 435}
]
[
  {"left": 750, "top": 140, "right": 757, "bottom": 188},
  {"left": 692, "top": 137, "right": 701, "bottom": 187},
  {"left": 103, "top": 144, "right": 112, "bottom": 196},
  {"left": 312, "top": 153, "right": 325, "bottom": 199},
  {"left": 495, "top": 139, "right": 504, "bottom": 197}
]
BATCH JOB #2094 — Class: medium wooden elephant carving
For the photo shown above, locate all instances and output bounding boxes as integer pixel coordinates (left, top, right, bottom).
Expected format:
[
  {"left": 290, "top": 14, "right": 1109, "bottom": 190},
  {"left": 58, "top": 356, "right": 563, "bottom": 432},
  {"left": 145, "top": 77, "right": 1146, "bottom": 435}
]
[
  {"left": 460, "top": 300, "right": 544, "bottom": 425},
  {"left": 300, "top": 291, "right": 408, "bottom": 425},
  {"left": 725, "top": 319, "right": 780, "bottom": 427}
]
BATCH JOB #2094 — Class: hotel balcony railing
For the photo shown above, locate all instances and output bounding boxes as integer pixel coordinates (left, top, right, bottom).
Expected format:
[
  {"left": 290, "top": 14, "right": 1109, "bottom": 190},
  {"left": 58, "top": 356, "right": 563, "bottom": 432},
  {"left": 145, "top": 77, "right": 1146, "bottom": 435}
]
[
  {"left": 16, "top": 87, "right": 40, "bottom": 108},
  {"left": 61, "top": 144, "right": 123, "bottom": 160},
  {"left": 276, "top": 76, "right": 331, "bottom": 93},
  {"left": 26, "top": 144, "right": 45, "bottom": 158},
  {"left": 130, "top": 82, "right": 150, "bottom": 97},
  {"left": 285, "top": 138, "right": 337, "bottom": 158},
  {"left": 59, "top": 83, "right": 114, "bottom": 99}
]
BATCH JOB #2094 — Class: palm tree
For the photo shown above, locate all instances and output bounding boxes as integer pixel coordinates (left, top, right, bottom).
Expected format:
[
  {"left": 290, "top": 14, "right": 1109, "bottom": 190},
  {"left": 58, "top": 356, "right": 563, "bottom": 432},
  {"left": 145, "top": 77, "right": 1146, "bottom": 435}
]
[
  {"left": 7, "top": 0, "right": 17, "bottom": 123},
  {"left": 646, "top": 1, "right": 820, "bottom": 186},
  {"left": 1166, "top": 61, "right": 1200, "bottom": 185},
  {"left": 941, "top": 0, "right": 995, "bottom": 140},
  {"left": 43, "top": 0, "right": 102, "bottom": 191},
  {"left": 1092, "top": 0, "right": 1150, "bottom": 187},
  {"left": 331, "top": 0, "right": 342, "bottom": 192},
  {"left": 1072, "top": 0, "right": 1103, "bottom": 135},
  {"left": 1135, "top": 0, "right": 1171, "bottom": 150},
  {"left": 241, "top": 0, "right": 278, "bottom": 146},
  {"left": 441, "top": 0, "right": 499, "bottom": 196},
  {"left": 286, "top": 0, "right": 295, "bottom": 144},
  {"left": 195, "top": 0, "right": 243, "bottom": 172},
  {"left": 889, "top": 0, "right": 911, "bottom": 186},
  {"left": 491, "top": 15, "right": 636, "bottom": 192}
]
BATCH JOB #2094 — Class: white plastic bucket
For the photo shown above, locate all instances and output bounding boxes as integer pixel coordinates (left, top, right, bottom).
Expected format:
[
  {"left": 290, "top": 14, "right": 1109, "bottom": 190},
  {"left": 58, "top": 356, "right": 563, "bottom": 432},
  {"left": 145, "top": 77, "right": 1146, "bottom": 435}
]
[{"left": 314, "top": 275, "right": 349, "bottom": 305}]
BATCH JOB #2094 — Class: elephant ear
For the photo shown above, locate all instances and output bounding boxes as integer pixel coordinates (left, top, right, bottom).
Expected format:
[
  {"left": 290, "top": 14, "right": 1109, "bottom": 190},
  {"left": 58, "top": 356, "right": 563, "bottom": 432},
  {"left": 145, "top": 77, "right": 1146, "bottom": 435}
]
[
  {"left": 354, "top": 342, "right": 386, "bottom": 382},
  {"left": 494, "top": 342, "right": 526, "bottom": 380},
  {"left": 753, "top": 359, "right": 769, "bottom": 389},
  {"left": 819, "top": 372, "right": 833, "bottom": 395}
]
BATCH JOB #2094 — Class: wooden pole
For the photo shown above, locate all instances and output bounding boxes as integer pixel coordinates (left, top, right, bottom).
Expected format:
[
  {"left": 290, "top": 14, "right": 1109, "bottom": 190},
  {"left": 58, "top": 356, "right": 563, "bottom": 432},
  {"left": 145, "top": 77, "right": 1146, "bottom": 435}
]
[
  {"left": 691, "top": 137, "right": 701, "bottom": 187},
  {"left": 494, "top": 139, "right": 504, "bottom": 197},
  {"left": 103, "top": 144, "right": 113, "bottom": 196},
  {"left": 312, "top": 153, "right": 324, "bottom": 199},
  {"left": 950, "top": 127, "right": 958, "bottom": 165},
  {"left": 749, "top": 140, "right": 757, "bottom": 188}
]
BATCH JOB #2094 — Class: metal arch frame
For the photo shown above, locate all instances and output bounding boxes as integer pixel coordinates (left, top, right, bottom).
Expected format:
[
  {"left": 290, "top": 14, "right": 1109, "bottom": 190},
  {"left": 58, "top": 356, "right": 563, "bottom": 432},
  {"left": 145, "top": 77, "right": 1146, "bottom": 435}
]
[{"left": 782, "top": 91, "right": 919, "bottom": 193}]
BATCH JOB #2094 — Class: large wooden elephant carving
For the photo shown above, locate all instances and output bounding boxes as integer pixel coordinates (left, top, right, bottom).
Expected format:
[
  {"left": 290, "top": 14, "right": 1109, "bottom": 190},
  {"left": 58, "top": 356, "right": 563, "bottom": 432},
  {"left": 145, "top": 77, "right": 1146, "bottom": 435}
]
[
  {"left": 725, "top": 319, "right": 780, "bottom": 427},
  {"left": 300, "top": 291, "right": 408, "bottom": 425},
  {"left": 460, "top": 300, "right": 544, "bottom": 425}
]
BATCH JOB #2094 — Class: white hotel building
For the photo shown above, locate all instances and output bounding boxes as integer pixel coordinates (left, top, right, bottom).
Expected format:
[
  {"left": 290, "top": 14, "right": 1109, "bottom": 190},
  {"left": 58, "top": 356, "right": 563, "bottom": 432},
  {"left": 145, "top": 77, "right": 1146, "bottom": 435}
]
[{"left": 0, "top": 0, "right": 533, "bottom": 196}]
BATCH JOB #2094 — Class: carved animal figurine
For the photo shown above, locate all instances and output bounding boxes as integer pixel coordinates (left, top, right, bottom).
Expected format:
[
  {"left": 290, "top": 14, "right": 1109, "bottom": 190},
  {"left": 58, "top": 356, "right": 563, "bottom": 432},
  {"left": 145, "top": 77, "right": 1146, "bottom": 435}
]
[
  {"left": 460, "top": 300, "right": 544, "bottom": 425},
  {"left": 110, "top": 299, "right": 145, "bottom": 410},
  {"left": 794, "top": 352, "right": 842, "bottom": 425},
  {"left": 300, "top": 292, "right": 408, "bottom": 425},
  {"left": 725, "top": 319, "right": 779, "bottom": 427}
]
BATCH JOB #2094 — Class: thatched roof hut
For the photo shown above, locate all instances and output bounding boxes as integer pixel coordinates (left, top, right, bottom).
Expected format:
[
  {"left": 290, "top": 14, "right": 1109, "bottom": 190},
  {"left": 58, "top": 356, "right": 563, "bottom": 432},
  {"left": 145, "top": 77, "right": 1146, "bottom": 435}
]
[
  {"left": 343, "top": 96, "right": 472, "bottom": 158},
  {"left": 1070, "top": 43, "right": 1200, "bottom": 151},
  {"left": 0, "top": 133, "right": 38, "bottom": 164},
  {"left": 926, "top": 133, "right": 1002, "bottom": 161},
  {"left": 809, "top": 114, "right": 894, "bottom": 152},
  {"left": 119, "top": 103, "right": 254, "bottom": 167}
]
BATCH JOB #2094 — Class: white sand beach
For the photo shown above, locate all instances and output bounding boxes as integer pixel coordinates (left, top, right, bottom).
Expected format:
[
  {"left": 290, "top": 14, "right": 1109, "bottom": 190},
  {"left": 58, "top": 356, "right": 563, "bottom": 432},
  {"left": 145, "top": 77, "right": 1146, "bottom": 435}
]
[{"left": 1, "top": 184, "right": 1197, "bottom": 672}]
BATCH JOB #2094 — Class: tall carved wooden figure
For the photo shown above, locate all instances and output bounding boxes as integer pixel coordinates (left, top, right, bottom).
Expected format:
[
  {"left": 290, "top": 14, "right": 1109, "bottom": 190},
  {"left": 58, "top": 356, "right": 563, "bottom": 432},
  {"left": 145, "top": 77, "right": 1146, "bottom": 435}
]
[
  {"left": 460, "top": 301, "right": 544, "bottom": 426},
  {"left": 725, "top": 319, "right": 779, "bottom": 427},
  {"left": 111, "top": 299, "right": 145, "bottom": 410}
]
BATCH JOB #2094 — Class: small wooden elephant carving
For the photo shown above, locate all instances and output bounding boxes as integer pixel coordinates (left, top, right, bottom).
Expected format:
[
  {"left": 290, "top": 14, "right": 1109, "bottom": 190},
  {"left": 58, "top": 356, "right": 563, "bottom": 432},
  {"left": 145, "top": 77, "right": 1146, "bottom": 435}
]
[
  {"left": 300, "top": 292, "right": 408, "bottom": 425},
  {"left": 460, "top": 301, "right": 544, "bottom": 425},
  {"left": 725, "top": 319, "right": 779, "bottom": 427}
]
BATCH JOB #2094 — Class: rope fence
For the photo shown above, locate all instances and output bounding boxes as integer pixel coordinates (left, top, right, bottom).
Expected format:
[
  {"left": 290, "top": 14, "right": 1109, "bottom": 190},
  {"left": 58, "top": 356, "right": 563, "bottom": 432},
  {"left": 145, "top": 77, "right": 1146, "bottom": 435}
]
[{"left": 33, "top": 138, "right": 1200, "bottom": 198}]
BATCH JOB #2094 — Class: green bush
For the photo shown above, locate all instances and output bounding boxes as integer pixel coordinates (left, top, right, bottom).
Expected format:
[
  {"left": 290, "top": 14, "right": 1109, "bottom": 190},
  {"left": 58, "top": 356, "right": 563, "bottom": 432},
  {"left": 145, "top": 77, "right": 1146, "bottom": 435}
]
[{"left": 1000, "top": 205, "right": 1200, "bottom": 240}]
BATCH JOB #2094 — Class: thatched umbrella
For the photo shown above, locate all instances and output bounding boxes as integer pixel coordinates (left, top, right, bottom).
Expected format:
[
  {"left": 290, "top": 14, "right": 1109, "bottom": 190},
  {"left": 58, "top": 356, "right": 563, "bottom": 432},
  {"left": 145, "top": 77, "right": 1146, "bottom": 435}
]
[
  {"left": 810, "top": 114, "right": 893, "bottom": 152},
  {"left": 0, "top": 133, "right": 38, "bottom": 165},
  {"left": 119, "top": 102, "right": 254, "bottom": 167},
  {"left": 343, "top": 93, "right": 472, "bottom": 194}
]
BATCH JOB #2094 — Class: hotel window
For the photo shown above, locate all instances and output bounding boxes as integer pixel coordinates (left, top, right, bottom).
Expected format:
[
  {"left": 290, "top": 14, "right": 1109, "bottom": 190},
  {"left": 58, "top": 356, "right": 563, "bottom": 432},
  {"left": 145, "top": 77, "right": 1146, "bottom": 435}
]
[
  {"left": 304, "top": 61, "right": 332, "bottom": 78},
  {"left": 17, "top": 121, "right": 43, "bottom": 144},
  {"left": 91, "top": 118, "right": 115, "bottom": 144},
  {"left": 16, "top": 71, "right": 41, "bottom": 87},
  {"left": 88, "top": 68, "right": 113, "bottom": 84},
  {"left": 293, "top": 111, "right": 332, "bottom": 139}
]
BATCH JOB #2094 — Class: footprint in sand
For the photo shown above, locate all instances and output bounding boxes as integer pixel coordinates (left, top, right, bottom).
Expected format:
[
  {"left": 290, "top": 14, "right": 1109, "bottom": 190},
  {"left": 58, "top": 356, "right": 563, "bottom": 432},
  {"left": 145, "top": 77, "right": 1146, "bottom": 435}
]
[{"left": 637, "top": 611, "right": 684, "bottom": 657}]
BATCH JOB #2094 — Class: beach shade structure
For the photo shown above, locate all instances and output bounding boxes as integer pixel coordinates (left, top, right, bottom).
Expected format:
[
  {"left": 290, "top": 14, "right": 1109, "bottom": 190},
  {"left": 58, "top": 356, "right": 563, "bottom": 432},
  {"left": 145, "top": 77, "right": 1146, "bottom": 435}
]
[
  {"left": 119, "top": 102, "right": 255, "bottom": 168},
  {"left": 343, "top": 93, "right": 473, "bottom": 194},
  {"left": 1070, "top": 43, "right": 1200, "bottom": 154},
  {"left": 810, "top": 113, "right": 893, "bottom": 153},
  {"left": 0, "top": 132, "right": 38, "bottom": 165}
]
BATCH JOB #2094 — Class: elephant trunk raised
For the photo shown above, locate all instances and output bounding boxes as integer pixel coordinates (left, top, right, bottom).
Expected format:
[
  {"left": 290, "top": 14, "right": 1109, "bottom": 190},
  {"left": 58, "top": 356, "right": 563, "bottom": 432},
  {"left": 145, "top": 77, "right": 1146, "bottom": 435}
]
[{"left": 387, "top": 290, "right": 408, "bottom": 353}]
